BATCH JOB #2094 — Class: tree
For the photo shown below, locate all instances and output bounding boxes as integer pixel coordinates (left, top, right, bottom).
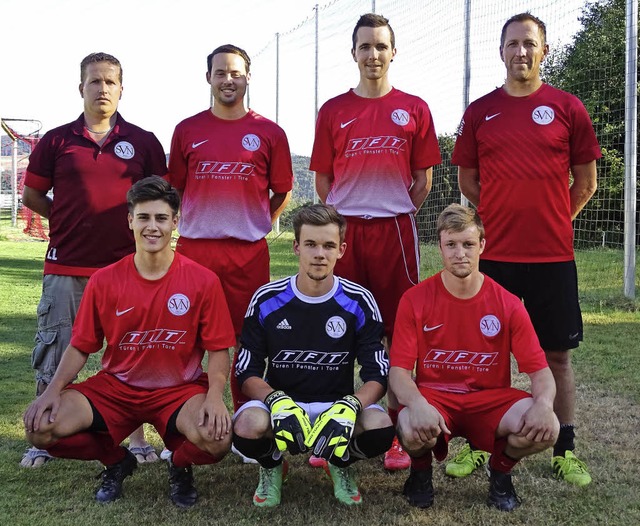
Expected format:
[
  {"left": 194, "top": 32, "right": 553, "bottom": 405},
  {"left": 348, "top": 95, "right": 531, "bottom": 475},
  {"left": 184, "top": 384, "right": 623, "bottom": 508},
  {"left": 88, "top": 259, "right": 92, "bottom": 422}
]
[{"left": 543, "top": 0, "right": 636, "bottom": 247}]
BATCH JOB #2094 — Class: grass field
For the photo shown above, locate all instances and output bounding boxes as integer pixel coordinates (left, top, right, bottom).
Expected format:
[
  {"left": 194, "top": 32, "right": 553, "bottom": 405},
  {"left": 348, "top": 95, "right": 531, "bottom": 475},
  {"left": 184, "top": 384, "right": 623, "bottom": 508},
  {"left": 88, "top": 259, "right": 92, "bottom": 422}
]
[{"left": 1, "top": 218, "right": 639, "bottom": 525}]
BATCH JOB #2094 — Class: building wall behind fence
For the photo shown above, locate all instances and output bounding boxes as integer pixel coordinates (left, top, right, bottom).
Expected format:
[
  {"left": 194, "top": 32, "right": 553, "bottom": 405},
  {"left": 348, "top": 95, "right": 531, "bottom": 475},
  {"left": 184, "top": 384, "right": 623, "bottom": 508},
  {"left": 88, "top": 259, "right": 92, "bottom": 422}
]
[{"left": 247, "top": 0, "right": 638, "bottom": 302}]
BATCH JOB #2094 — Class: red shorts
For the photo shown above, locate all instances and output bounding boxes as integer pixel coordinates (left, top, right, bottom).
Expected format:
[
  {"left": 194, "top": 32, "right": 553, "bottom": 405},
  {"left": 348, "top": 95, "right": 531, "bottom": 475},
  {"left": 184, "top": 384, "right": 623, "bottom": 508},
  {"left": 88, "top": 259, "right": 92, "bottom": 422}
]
[
  {"left": 335, "top": 214, "right": 419, "bottom": 338},
  {"left": 67, "top": 371, "right": 208, "bottom": 450},
  {"left": 176, "top": 237, "right": 270, "bottom": 335},
  {"left": 418, "top": 386, "right": 531, "bottom": 460}
]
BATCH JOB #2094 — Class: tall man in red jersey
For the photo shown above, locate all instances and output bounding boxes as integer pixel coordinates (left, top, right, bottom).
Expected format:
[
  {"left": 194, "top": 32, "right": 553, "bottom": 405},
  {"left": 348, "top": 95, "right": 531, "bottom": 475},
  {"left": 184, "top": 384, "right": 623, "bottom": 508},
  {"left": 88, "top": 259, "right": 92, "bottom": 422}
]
[
  {"left": 168, "top": 44, "right": 293, "bottom": 418},
  {"left": 390, "top": 204, "right": 558, "bottom": 511},
  {"left": 23, "top": 176, "right": 236, "bottom": 508},
  {"left": 21, "top": 52, "right": 167, "bottom": 467},
  {"left": 310, "top": 13, "right": 442, "bottom": 470},
  {"left": 451, "top": 13, "right": 600, "bottom": 486}
]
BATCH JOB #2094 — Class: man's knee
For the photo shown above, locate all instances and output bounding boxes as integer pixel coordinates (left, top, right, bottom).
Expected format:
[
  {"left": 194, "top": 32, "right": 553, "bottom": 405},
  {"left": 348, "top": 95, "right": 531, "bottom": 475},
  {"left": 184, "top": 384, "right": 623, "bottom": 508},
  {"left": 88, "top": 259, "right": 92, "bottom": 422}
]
[
  {"left": 397, "top": 414, "right": 438, "bottom": 453},
  {"left": 26, "top": 420, "right": 57, "bottom": 449},
  {"left": 357, "top": 407, "right": 392, "bottom": 432},
  {"left": 233, "top": 406, "right": 271, "bottom": 438},
  {"left": 26, "top": 393, "right": 93, "bottom": 448},
  {"left": 545, "top": 350, "right": 572, "bottom": 371},
  {"left": 508, "top": 432, "right": 556, "bottom": 455},
  {"left": 200, "top": 432, "right": 232, "bottom": 458}
]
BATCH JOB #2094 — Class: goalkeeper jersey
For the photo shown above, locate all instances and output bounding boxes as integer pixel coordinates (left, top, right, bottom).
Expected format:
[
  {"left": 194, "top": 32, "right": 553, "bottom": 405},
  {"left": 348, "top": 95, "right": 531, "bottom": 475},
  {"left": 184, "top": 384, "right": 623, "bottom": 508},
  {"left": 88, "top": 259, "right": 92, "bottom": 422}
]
[{"left": 236, "top": 275, "right": 389, "bottom": 403}]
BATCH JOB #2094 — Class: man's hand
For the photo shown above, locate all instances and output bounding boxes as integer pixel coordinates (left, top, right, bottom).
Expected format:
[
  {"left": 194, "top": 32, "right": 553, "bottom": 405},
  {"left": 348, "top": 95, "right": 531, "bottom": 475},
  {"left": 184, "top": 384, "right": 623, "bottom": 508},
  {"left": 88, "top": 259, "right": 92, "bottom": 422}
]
[
  {"left": 23, "top": 388, "right": 61, "bottom": 434},
  {"left": 198, "top": 393, "right": 231, "bottom": 440},
  {"left": 305, "top": 395, "right": 362, "bottom": 460},
  {"left": 518, "top": 400, "right": 558, "bottom": 443},
  {"left": 265, "top": 390, "right": 312, "bottom": 454},
  {"left": 405, "top": 397, "right": 450, "bottom": 444}
]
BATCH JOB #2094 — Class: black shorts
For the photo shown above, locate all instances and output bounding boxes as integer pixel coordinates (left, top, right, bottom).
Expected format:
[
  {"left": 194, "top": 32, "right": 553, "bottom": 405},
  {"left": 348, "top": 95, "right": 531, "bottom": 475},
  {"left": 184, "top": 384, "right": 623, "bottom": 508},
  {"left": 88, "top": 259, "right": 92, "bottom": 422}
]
[{"left": 480, "top": 260, "right": 582, "bottom": 351}]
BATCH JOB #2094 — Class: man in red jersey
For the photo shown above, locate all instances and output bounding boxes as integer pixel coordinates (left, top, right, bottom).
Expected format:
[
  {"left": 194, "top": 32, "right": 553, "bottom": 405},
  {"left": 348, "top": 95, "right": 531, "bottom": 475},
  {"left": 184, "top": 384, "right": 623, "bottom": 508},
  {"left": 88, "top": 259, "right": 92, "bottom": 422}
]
[
  {"left": 23, "top": 176, "right": 236, "bottom": 507},
  {"left": 310, "top": 13, "right": 442, "bottom": 470},
  {"left": 451, "top": 13, "right": 600, "bottom": 486},
  {"left": 21, "top": 52, "right": 167, "bottom": 467},
  {"left": 168, "top": 44, "right": 293, "bottom": 422},
  {"left": 390, "top": 204, "right": 558, "bottom": 512}
]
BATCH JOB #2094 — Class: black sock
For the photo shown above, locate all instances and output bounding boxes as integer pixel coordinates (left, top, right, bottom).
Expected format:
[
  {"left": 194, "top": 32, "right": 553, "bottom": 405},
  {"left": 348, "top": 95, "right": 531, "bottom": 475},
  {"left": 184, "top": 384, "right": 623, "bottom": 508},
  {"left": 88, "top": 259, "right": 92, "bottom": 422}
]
[
  {"left": 554, "top": 424, "right": 575, "bottom": 457},
  {"left": 331, "top": 426, "right": 395, "bottom": 467},
  {"left": 233, "top": 434, "right": 281, "bottom": 468}
]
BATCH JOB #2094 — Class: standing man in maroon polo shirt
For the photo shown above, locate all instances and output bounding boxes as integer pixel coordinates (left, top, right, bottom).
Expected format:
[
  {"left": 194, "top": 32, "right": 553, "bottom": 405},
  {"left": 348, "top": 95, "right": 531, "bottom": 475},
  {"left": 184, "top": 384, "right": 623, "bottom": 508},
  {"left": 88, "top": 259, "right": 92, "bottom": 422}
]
[{"left": 21, "top": 52, "right": 167, "bottom": 467}]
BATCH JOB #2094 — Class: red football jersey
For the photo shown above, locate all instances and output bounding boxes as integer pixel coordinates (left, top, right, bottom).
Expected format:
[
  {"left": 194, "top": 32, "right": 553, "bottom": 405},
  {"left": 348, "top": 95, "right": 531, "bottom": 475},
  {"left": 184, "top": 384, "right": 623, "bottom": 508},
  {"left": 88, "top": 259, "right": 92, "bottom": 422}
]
[
  {"left": 71, "top": 253, "right": 236, "bottom": 388},
  {"left": 452, "top": 84, "right": 601, "bottom": 262},
  {"left": 24, "top": 113, "right": 167, "bottom": 276},
  {"left": 390, "top": 273, "right": 548, "bottom": 393},
  {"left": 310, "top": 88, "right": 441, "bottom": 217},
  {"left": 168, "top": 110, "right": 293, "bottom": 241}
]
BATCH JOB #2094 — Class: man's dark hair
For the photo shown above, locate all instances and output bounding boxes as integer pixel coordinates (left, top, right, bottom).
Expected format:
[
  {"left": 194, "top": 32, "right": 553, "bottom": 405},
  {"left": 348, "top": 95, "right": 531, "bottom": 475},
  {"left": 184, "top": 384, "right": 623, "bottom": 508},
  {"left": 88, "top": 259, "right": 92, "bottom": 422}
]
[
  {"left": 127, "top": 176, "right": 180, "bottom": 216},
  {"left": 207, "top": 44, "right": 251, "bottom": 74},
  {"left": 351, "top": 13, "right": 395, "bottom": 51},
  {"left": 500, "top": 13, "right": 547, "bottom": 49},
  {"left": 293, "top": 204, "right": 347, "bottom": 244},
  {"left": 80, "top": 52, "right": 122, "bottom": 83},
  {"left": 436, "top": 203, "right": 485, "bottom": 243}
]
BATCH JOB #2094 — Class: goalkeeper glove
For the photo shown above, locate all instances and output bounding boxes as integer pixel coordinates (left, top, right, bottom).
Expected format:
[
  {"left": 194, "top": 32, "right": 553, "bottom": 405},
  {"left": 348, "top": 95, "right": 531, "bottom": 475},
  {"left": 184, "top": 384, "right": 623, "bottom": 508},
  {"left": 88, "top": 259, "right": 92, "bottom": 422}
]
[
  {"left": 305, "top": 395, "right": 362, "bottom": 461},
  {"left": 265, "top": 390, "right": 312, "bottom": 454}
]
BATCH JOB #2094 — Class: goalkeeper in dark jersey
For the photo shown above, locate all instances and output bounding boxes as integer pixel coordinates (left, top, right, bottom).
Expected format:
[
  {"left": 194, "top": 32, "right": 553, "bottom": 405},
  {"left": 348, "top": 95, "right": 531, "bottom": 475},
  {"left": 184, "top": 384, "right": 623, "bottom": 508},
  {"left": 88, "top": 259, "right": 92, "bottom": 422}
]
[{"left": 233, "top": 204, "right": 395, "bottom": 507}]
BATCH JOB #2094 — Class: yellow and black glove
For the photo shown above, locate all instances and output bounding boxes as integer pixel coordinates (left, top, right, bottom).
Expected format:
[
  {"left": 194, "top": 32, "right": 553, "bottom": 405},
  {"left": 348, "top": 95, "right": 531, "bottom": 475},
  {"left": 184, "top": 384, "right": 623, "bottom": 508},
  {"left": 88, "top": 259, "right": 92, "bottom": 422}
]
[
  {"left": 265, "top": 390, "right": 312, "bottom": 454},
  {"left": 305, "top": 395, "right": 362, "bottom": 460}
]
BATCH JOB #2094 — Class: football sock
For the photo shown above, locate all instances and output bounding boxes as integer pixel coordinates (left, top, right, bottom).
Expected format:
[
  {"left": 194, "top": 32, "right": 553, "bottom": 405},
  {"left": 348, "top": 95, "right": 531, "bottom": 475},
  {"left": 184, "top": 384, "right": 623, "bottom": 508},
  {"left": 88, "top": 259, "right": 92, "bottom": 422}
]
[
  {"left": 233, "top": 435, "right": 281, "bottom": 468},
  {"left": 489, "top": 438, "right": 519, "bottom": 473},
  {"left": 332, "top": 425, "right": 396, "bottom": 467},
  {"left": 553, "top": 424, "right": 576, "bottom": 456},
  {"left": 47, "top": 432, "right": 126, "bottom": 466},
  {"left": 172, "top": 439, "right": 222, "bottom": 467},
  {"left": 388, "top": 407, "right": 399, "bottom": 426},
  {"left": 410, "top": 450, "right": 433, "bottom": 471}
]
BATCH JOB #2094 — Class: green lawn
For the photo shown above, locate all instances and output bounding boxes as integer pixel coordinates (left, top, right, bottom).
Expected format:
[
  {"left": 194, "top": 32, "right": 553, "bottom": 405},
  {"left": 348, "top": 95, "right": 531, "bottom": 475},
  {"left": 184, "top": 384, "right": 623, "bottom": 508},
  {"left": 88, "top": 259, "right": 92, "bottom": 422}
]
[{"left": 1, "top": 223, "right": 639, "bottom": 525}]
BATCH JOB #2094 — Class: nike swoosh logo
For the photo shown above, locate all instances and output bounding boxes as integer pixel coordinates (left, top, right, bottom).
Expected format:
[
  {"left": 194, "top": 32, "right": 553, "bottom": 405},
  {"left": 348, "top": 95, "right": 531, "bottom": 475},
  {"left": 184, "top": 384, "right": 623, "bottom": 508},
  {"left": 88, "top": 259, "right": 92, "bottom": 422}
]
[
  {"left": 116, "top": 307, "right": 135, "bottom": 317},
  {"left": 340, "top": 118, "right": 357, "bottom": 129},
  {"left": 192, "top": 140, "right": 209, "bottom": 148},
  {"left": 423, "top": 323, "right": 444, "bottom": 332},
  {"left": 485, "top": 113, "right": 501, "bottom": 121}
]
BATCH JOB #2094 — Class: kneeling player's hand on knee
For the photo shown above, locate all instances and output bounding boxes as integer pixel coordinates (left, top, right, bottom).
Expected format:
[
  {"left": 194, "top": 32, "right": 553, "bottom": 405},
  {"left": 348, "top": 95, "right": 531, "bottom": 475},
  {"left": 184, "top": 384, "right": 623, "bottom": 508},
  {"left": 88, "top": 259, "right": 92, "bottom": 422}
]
[
  {"left": 23, "top": 390, "right": 61, "bottom": 434},
  {"left": 265, "top": 390, "right": 312, "bottom": 454},
  {"left": 305, "top": 395, "right": 362, "bottom": 460}
]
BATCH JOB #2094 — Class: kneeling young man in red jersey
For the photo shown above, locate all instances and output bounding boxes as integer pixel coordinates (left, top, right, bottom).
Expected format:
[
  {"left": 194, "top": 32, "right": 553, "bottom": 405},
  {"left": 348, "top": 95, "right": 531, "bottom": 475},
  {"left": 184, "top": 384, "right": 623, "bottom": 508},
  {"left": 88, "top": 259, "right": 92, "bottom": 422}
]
[
  {"left": 389, "top": 204, "right": 559, "bottom": 512},
  {"left": 23, "top": 176, "right": 236, "bottom": 508}
]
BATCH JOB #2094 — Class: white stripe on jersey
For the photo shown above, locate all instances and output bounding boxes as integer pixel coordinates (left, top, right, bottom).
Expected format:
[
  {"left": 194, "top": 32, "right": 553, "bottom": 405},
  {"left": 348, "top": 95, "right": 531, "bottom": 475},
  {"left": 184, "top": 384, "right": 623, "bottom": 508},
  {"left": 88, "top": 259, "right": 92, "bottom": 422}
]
[
  {"left": 245, "top": 277, "right": 290, "bottom": 317},
  {"left": 374, "top": 349, "right": 390, "bottom": 377},
  {"left": 338, "top": 277, "right": 383, "bottom": 322},
  {"left": 236, "top": 346, "right": 251, "bottom": 376}
]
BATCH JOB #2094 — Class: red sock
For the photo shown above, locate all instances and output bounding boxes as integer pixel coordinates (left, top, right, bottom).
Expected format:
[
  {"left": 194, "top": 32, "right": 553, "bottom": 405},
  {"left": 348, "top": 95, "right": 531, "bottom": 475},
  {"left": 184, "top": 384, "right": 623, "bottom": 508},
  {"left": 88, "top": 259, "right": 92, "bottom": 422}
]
[
  {"left": 230, "top": 353, "right": 249, "bottom": 412},
  {"left": 410, "top": 450, "right": 433, "bottom": 471},
  {"left": 388, "top": 407, "right": 399, "bottom": 427},
  {"left": 46, "top": 432, "right": 125, "bottom": 466},
  {"left": 489, "top": 438, "right": 519, "bottom": 473},
  {"left": 171, "top": 440, "right": 223, "bottom": 468}
]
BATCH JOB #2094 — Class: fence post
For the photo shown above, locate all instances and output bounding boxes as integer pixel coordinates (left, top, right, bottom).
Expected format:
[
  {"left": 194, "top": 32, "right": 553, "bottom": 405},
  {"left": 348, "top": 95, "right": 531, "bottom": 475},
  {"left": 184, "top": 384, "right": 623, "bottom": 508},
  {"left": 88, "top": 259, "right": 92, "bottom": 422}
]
[
  {"left": 624, "top": 0, "right": 638, "bottom": 299},
  {"left": 460, "top": 0, "right": 471, "bottom": 208},
  {"left": 314, "top": 4, "right": 320, "bottom": 204},
  {"left": 11, "top": 137, "right": 18, "bottom": 227},
  {"left": 274, "top": 32, "right": 282, "bottom": 234}
]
